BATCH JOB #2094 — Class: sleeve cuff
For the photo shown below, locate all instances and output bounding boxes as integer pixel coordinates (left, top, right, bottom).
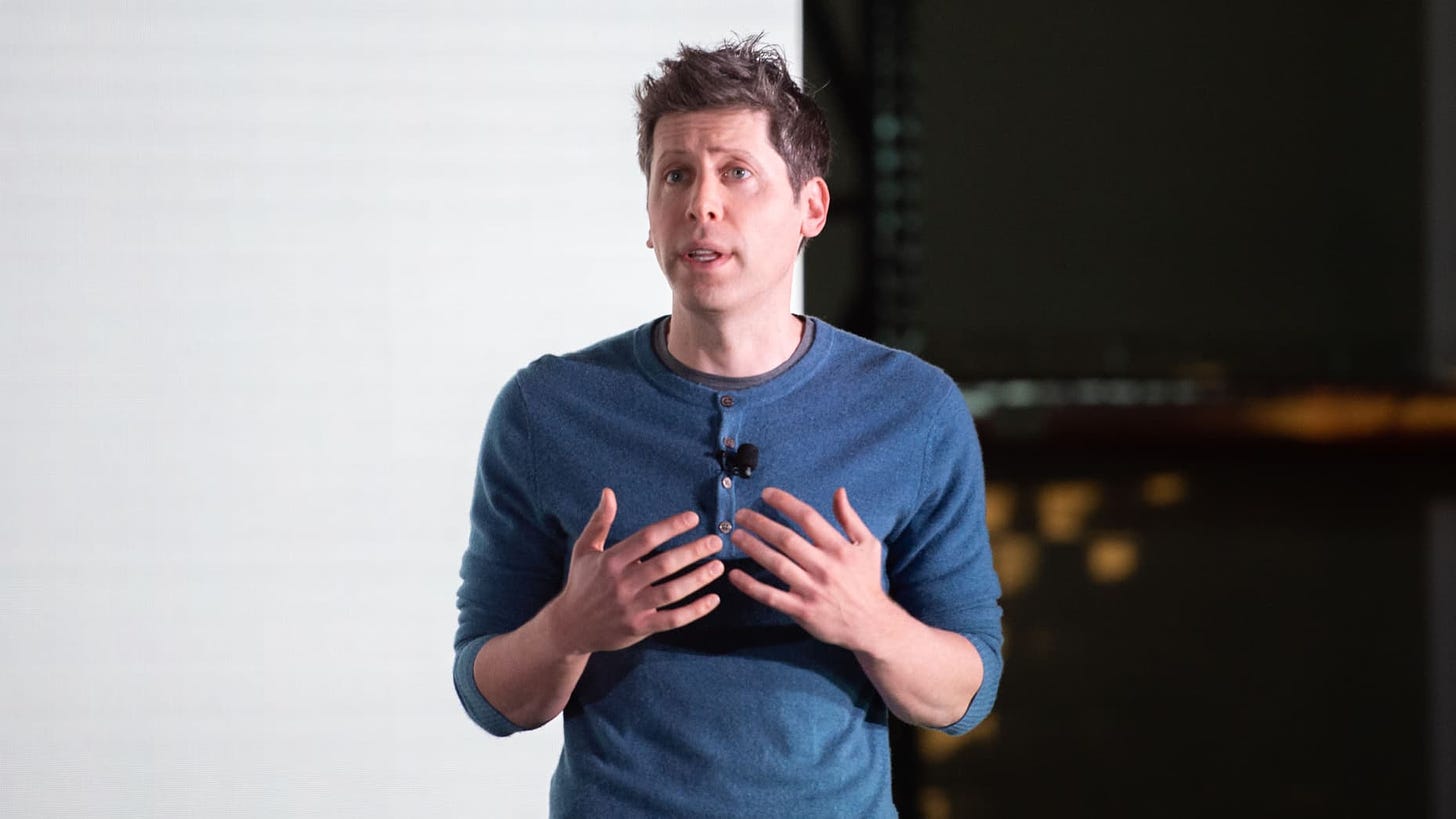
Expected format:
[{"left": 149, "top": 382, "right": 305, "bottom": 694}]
[
  {"left": 934, "top": 630, "right": 1004, "bottom": 736},
  {"left": 452, "top": 634, "right": 529, "bottom": 737}
]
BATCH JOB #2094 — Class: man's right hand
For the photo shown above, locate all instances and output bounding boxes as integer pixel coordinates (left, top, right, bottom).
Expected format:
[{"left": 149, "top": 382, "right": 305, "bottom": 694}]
[
  {"left": 542, "top": 487, "right": 724, "bottom": 656},
  {"left": 474, "top": 488, "right": 723, "bottom": 728}
]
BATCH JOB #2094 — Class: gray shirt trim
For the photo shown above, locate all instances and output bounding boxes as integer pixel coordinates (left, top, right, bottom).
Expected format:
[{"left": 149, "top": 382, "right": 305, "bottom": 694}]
[{"left": 651, "top": 316, "right": 817, "bottom": 391}]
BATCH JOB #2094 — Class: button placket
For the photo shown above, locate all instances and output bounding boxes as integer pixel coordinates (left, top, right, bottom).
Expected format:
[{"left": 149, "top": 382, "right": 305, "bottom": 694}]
[{"left": 714, "top": 392, "right": 743, "bottom": 551}]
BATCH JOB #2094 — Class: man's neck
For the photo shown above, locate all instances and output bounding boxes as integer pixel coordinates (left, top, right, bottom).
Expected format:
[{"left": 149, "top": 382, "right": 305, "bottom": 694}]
[{"left": 664, "top": 309, "right": 805, "bottom": 379}]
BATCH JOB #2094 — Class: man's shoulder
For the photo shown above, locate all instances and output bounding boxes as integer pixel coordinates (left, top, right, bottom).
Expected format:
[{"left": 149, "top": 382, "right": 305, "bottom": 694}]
[
  {"left": 512, "top": 321, "right": 652, "bottom": 390},
  {"left": 813, "top": 318, "right": 959, "bottom": 399}
]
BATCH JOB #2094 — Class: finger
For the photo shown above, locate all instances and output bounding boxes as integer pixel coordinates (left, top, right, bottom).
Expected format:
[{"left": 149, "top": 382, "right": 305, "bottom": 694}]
[
  {"left": 759, "top": 486, "right": 847, "bottom": 550},
  {"left": 572, "top": 487, "right": 617, "bottom": 555},
  {"left": 731, "top": 526, "right": 812, "bottom": 588},
  {"left": 832, "top": 487, "right": 875, "bottom": 544},
  {"left": 734, "top": 507, "right": 821, "bottom": 571},
  {"left": 610, "top": 509, "right": 701, "bottom": 564},
  {"left": 644, "top": 558, "right": 724, "bottom": 609},
  {"left": 642, "top": 592, "right": 721, "bottom": 632},
  {"left": 727, "top": 568, "right": 805, "bottom": 619},
  {"left": 628, "top": 535, "right": 722, "bottom": 589}
]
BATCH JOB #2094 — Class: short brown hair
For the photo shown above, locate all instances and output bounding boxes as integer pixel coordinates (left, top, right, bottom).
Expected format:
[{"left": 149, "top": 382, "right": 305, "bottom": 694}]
[{"left": 634, "top": 34, "right": 831, "bottom": 194}]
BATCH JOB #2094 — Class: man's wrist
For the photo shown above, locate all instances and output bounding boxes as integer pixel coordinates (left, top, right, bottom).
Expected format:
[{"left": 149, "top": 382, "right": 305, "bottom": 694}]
[
  {"left": 536, "top": 595, "right": 592, "bottom": 661},
  {"left": 846, "top": 593, "right": 912, "bottom": 662}
]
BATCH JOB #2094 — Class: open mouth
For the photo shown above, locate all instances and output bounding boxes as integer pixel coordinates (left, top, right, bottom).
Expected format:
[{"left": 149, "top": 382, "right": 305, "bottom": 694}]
[{"left": 685, "top": 249, "right": 723, "bottom": 263}]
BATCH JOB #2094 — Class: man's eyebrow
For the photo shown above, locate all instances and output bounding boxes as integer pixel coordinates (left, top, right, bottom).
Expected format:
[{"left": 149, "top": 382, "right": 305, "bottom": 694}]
[{"left": 655, "top": 146, "right": 761, "bottom": 163}]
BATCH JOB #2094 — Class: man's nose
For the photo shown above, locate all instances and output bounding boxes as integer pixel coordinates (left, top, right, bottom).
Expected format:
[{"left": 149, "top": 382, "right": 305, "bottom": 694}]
[{"left": 687, "top": 179, "right": 722, "bottom": 222}]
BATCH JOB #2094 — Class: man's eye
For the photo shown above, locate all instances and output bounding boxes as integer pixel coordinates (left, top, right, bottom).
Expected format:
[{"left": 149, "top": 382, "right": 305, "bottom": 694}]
[
  {"left": 665, "top": 170, "right": 684, "bottom": 183},
  {"left": 727, "top": 167, "right": 751, "bottom": 180}
]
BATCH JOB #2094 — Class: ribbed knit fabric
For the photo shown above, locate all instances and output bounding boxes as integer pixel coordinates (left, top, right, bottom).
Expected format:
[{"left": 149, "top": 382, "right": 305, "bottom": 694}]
[{"left": 454, "top": 317, "right": 1003, "bottom": 818}]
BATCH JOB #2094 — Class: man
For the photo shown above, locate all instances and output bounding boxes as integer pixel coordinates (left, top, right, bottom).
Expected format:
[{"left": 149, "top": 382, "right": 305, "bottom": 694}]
[{"left": 454, "top": 35, "right": 1002, "bottom": 817}]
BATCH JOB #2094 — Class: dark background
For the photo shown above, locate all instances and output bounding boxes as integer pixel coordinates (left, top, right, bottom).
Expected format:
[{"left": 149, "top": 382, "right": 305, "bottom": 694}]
[
  {"left": 799, "top": 2, "right": 1455, "bottom": 816},
  {"left": 805, "top": 0, "right": 1430, "bottom": 385}
]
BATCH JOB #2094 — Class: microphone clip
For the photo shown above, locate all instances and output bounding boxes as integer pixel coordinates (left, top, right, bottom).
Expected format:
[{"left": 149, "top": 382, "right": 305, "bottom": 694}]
[{"left": 719, "top": 443, "right": 759, "bottom": 479}]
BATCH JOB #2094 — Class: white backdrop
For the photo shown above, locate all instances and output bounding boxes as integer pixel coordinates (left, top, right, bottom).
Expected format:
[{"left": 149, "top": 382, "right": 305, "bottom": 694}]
[{"left": 0, "top": 3, "right": 799, "bottom": 815}]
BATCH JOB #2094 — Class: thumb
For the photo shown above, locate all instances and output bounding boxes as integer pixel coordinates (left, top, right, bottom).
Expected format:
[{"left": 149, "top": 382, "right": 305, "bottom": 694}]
[
  {"left": 573, "top": 487, "right": 617, "bottom": 555},
  {"left": 832, "top": 487, "right": 873, "bottom": 544}
]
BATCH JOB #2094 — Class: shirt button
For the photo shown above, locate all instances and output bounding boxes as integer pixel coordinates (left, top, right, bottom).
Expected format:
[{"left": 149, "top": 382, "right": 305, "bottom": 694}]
[
  {"left": 723, "top": 436, "right": 736, "bottom": 449},
  {"left": 721, "top": 476, "right": 733, "bottom": 489},
  {"left": 720, "top": 395, "right": 735, "bottom": 408},
  {"left": 717, "top": 520, "right": 733, "bottom": 534}
]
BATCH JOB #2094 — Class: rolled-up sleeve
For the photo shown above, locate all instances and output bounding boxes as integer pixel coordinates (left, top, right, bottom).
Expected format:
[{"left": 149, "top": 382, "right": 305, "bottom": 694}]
[
  {"left": 452, "top": 374, "right": 565, "bottom": 736},
  {"left": 886, "top": 381, "right": 1004, "bottom": 736}
]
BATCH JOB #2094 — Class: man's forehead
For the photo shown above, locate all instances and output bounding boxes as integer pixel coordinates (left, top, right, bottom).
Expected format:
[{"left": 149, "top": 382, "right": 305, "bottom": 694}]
[{"left": 651, "top": 108, "right": 773, "bottom": 158}]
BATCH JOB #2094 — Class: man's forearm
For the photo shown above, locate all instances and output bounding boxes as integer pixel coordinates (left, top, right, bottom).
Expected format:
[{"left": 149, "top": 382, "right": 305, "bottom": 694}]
[
  {"left": 852, "top": 598, "right": 984, "bottom": 730},
  {"left": 472, "top": 599, "right": 589, "bottom": 730}
]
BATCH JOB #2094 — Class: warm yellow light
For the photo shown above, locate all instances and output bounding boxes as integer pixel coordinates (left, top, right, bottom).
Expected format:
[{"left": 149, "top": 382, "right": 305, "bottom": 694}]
[
  {"left": 1243, "top": 392, "right": 1397, "bottom": 441},
  {"left": 1037, "top": 480, "right": 1102, "bottom": 543},
  {"left": 1398, "top": 395, "right": 1456, "bottom": 433},
  {"left": 918, "top": 730, "right": 963, "bottom": 764},
  {"left": 918, "top": 714, "right": 1001, "bottom": 766},
  {"left": 1141, "top": 471, "right": 1189, "bottom": 507},
  {"left": 966, "top": 712, "right": 1001, "bottom": 744},
  {"left": 1087, "top": 533, "right": 1139, "bottom": 583},
  {"left": 992, "top": 532, "right": 1040, "bottom": 597},
  {"left": 985, "top": 482, "right": 1016, "bottom": 533},
  {"left": 920, "top": 786, "right": 952, "bottom": 819}
]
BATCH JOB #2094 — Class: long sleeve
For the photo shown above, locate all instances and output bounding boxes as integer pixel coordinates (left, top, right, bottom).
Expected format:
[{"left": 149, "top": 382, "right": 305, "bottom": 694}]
[
  {"left": 453, "top": 374, "right": 566, "bottom": 736},
  {"left": 884, "top": 380, "right": 1004, "bottom": 735}
]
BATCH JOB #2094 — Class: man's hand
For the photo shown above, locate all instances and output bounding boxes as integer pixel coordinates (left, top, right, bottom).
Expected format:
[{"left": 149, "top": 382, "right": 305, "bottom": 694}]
[
  {"left": 728, "top": 486, "right": 985, "bottom": 729},
  {"left": 727, "top": 486, "right": 896, "bottom": 652},
  {"left": 544, "top": 487, "right": 724, "bottom": 656},
  {"left": 474, "top": 488, "right": 723, "bottom": 729}
]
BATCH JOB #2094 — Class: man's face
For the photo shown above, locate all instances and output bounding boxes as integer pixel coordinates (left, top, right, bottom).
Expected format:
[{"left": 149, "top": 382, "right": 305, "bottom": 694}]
[{"left": 646, "top": 108, "right": 828, "bottom": 321}]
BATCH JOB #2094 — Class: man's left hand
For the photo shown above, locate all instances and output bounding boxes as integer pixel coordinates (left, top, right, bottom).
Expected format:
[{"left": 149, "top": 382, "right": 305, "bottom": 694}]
[{"left": 728, "top": 486, "right": 895, "bottom": 652}]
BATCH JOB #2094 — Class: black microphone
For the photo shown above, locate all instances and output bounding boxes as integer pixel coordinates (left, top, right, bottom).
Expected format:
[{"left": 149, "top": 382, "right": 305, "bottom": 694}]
[{"left": 722, "top": 443, "right": 759, "bottom": 478}]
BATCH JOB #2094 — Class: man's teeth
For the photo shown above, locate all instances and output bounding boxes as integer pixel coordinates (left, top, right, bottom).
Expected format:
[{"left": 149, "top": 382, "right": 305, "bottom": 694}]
[{"left": 688, "top": 250, "right": 721, "bottom": 261}]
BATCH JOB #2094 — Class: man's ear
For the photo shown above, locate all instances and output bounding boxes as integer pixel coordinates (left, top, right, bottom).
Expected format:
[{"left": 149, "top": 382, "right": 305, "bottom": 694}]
[
  {"left": 645, "top": 192, "right": 654, "bottom": 249},
  {"left": 799, "top": 177, "right": 830, "bottom": 239}
]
